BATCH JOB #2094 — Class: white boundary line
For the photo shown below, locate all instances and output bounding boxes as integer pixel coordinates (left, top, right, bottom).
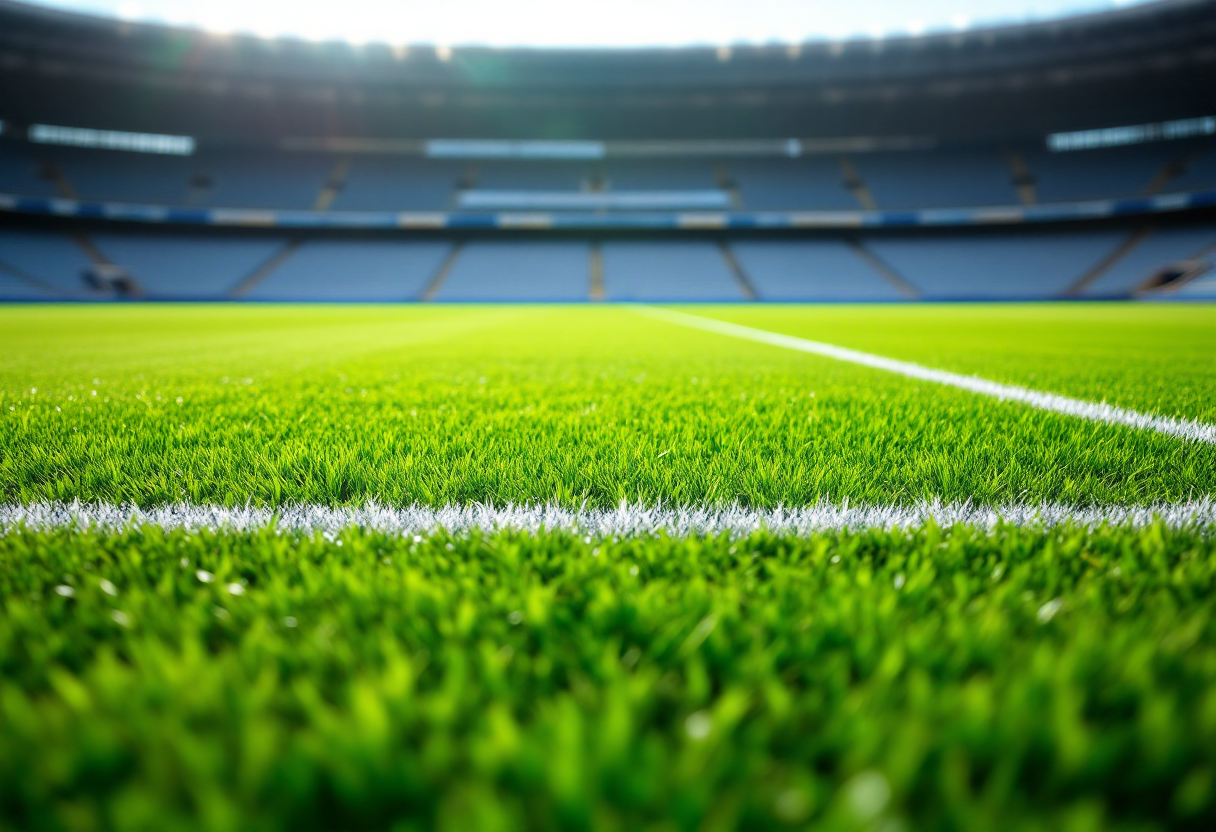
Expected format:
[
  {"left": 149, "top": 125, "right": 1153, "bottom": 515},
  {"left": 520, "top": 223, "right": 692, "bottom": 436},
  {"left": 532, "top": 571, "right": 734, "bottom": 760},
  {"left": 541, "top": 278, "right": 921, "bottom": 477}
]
[
  {"left": 637, "top": 307, "right": 1216, "bottom": 445},
  {"left": 3, "top": 500, "right": 1215, "bottom": 536}
]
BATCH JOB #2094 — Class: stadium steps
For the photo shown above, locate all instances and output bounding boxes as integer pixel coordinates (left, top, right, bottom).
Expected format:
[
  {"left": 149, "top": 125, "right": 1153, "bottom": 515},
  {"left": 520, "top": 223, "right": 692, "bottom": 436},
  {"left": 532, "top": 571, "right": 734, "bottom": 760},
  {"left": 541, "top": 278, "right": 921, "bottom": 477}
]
[
  {"left": 589, "top": 242, "right": 605, "bottom": 302},
  {"left": 847, "top": 239, "right": 920, "bottom": 298},
  {"left": 313, "top": 158, "right": 350, "bottom": 211},
  {"left": 0, "top": 257, "right": 63, "bottom": 299},
  {"left": 34, "top": 158, "right": 132, "bottom": 295},
  {"left": 718, "top": 242, "right": 758, "bottom": 300},
  {"left": 1132, "top": 234, "right": 1216, "bottom": 295},
  {"left": 1144, "top": 143, "right": 1212, "bottom": 196},
  {"left": 228, "top": 240, "right": 304, "bottom": 298},
  {"left": 837, "top": 156, "right": 877, "bottom": 210},
  {"left": 1063, "top": 227, "right": 1155, "bottom": 296},
  {"left": 419, "top": 242, "right": 464, "bottom": 301},
  {"left": 713, "top": 163, "right": 743, "bottom": 210},
  {"left": 1003, "top": 151, "right": 1037, "bottom": 205}
]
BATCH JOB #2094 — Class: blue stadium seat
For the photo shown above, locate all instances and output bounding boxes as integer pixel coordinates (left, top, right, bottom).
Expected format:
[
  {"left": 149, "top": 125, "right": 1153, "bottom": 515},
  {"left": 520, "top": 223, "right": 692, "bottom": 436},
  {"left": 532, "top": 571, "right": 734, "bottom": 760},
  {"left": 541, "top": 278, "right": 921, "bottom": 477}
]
[
  {"left": 436, "top": 241, "right": 590, "bottom": 302},
  {"left": 730, "top": 240, "right": 906, "bottom": 301},
  {"left": 91, "top": 233, "right": 286, "bottom": 299},
  {"left": 333, "top": 157, "right": 463, "bottom": 211},
  {"left": 1084, "top": 227, "right": 1216, "bottom": 296},
  {"left": 729, "top": 158, "right": 856, "bottom": 211},
  {"left": 53, "top": 147, "right": 193, "bottom": 205},
  {"left": 866, "top": 231, "right": 1125, "bottom": 299},
  {"left": 602, "top": 160, "right": 717, "bottom": 190},
  {"left": 0, "top": 144, "right": 59, "bottom": 198},
  {"left": 0, "top": 268, "right": 59, "bottom": 300},
  {"left": 0, "top": 229, "right": 95, "bottom": 292},
  {"left": 601, "top": 241, "right": 745, "bottom": 301},
  {"left": 1163, "top": 144, "right": 1216, "bottom": 194},
  {"left": 246, "top": 240, "right": 453, "bottom": 301},
  {"left": 852, "top": 150, "right": 1017, "bottom": 209},
  {"left": 475, "top": 161, "right": 591, "bottom": 190},
  {"left": 194, "top": 152, "right": 331, "bottom": 210},
  {"left": 1021, "top": 143, "right": 1182, "bottom": 203}
]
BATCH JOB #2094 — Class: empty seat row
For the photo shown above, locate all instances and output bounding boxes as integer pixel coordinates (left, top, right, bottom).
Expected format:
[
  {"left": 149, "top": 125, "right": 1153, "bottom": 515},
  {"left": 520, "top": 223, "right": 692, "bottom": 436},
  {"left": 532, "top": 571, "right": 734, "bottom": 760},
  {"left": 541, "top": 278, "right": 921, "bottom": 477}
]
[
  {"left": 3, "top": 226, "right": 1213, "bottom": 302},
  {"left": 2, "top": 142, "right": 1214, "bottom": 212}
]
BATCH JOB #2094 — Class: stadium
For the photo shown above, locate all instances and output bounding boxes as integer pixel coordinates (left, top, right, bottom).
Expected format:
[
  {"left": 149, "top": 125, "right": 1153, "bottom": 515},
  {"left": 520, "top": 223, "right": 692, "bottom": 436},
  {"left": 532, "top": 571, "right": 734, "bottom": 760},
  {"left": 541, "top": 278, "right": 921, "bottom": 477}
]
[{"left": 0, "top": 0, "right": 1214, "bottom": 827}]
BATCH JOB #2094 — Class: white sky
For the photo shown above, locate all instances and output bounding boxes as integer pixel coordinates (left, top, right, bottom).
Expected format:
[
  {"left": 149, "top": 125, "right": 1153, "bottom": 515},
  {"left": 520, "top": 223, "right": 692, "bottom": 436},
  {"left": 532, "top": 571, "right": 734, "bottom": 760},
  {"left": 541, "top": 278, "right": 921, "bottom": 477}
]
[{"left": 28, "top": 0, "right": 1156, "bottom": 47}]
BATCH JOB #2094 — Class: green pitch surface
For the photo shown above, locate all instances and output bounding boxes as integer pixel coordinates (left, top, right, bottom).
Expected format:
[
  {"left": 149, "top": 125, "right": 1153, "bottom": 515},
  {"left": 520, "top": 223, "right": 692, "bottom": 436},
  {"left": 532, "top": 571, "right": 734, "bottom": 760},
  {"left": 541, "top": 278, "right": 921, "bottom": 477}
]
[
  {"left": 2, "top": 304, "right": 1215, "bottom": 507},
  {"left": 2, "top": 303, "right": 1216, "bottom": 831}
]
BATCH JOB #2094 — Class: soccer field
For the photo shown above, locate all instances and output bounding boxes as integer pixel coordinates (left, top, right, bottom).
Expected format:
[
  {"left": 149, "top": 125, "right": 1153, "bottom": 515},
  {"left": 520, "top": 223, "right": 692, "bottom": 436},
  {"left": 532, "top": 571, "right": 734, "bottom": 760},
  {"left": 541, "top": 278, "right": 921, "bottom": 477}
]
[{"left": 2, "top": 303, "right": 1215, "bottom": 830}]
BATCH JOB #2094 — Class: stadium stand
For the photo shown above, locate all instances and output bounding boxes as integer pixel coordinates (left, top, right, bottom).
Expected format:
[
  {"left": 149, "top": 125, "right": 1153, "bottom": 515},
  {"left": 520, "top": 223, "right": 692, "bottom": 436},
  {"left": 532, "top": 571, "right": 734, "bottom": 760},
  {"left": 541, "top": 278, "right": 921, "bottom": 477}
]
[
  {"left": 53, "top": 147, "right": 193, "bottom": 205},
  {"left": 329, "top": 158, "right": 463, "bottom": 212},
  {"left": 729, "top": 240, "right": 910, "bottom": 301},
  {"left": 602, "top": 161, "right": 718, "bottom": 191},
  {"left": 601, "top": 241, "right": 746, "bottom": 302},
  {"left": 0, "top": 0, "right": 1214, "bottom": 303},
  {"left": 435, "top": 241, "right": 591, "bottom": 302},
  {"left": 244, "top": 240, "right": 454, "bottom": 301},
  {"left": 0, "top": 144, "right": 60, "bottom": 199},
  {"left": 475, "top": 161, "right": 592, "bottom": 191},
  {"left": 1020, "top": 143, "right": 1200, "bottom": 203},
  {"left": 89, "top": 233, "right": 286, "bottom": 299},
  {"left": 1164, "top": 144, "right": 1216, "bottom": 194},
  {"left": 851, "top": 151, "right": 1018, "bottom": 210},
  {"left": 730, "top": 158, "right": 858, "bottom": 211},
  {"left": 0, "top": 267, "right": 54, "bottom": 300},
  {"left": 1081, "top": 226, "right": 1216, "bottom": 297},
  {"left": 0, "top": 229, "right": 96, "bottom": 294},
  {"left": 865, "top": 231, "right": 1127, "bottom": 300},
  {"left": 194, "top": 152, "right": 332, "bottom": 210}
]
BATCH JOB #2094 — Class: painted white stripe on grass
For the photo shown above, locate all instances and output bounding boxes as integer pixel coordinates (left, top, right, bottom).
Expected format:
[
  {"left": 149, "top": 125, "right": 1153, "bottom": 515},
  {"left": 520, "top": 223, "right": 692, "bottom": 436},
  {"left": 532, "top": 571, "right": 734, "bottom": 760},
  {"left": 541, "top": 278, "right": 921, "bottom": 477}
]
[
  {"left": 638, "top": 307, "right": 1216, "bottom": 444},
  {"left": 2, "top": 500, "right": 1215, "bottom": 536}
]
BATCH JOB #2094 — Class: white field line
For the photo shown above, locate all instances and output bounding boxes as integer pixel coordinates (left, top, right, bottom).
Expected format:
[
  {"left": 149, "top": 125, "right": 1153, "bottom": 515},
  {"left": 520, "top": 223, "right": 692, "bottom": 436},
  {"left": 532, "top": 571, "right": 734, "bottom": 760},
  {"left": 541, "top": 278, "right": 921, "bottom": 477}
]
[
  {"left": 2, "top": 500, "right": 1215, "bottom": 537},
  {"left": 637, "top": 307, "right": 1216, "bottom": 445}
]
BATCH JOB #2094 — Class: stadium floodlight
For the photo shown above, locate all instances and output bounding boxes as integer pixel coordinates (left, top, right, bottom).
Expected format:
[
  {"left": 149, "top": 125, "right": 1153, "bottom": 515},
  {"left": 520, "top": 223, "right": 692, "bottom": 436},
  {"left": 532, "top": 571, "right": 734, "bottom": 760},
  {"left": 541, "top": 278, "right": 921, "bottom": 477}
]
[
  {"left": 22, "top": 0, "right": 1162, "bottom": 48},
  {"left": 28, "top": 124, "right": 196, "bottom": 155},
  {"left": 1047, "top": 116, "right": 1216, "bottom": 152}
]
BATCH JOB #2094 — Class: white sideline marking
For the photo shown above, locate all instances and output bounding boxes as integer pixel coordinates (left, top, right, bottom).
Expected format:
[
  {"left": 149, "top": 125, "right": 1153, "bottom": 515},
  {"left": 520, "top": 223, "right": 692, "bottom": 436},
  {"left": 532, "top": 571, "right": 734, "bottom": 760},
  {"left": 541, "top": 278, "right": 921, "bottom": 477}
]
[
  {"left": 2, "top": 500, "right": 1215, "bottom": 537},
  {"left": 638, "top": 307, "right": 1216, "bottom": 445}
]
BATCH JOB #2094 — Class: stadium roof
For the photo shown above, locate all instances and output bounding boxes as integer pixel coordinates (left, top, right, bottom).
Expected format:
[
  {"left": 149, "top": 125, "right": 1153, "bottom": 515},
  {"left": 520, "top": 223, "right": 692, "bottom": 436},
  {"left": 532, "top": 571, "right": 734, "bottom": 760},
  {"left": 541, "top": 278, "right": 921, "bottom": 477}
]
[
  {"left": 15, "top": 0, "right": 1165, "bottom": 48},
  {"left": 0, "top": 0, "right": 1212, "bottom": 144}
]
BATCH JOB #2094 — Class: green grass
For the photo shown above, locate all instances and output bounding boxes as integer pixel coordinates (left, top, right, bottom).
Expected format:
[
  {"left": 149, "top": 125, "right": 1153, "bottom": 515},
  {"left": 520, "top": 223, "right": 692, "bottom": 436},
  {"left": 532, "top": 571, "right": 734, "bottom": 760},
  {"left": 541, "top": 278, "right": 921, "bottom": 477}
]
[
  {"left": 2, "top": 523, "right": 1215, "bottom": 832},
  {"left": 2, "top": 302, "right": 1216, "bottom": 831},
  {"left": 699, "top": 304, "right": 1216, "bottom": 423},
  {"left": 1, "top": 304, "right": 1214, "bottom": 508}
]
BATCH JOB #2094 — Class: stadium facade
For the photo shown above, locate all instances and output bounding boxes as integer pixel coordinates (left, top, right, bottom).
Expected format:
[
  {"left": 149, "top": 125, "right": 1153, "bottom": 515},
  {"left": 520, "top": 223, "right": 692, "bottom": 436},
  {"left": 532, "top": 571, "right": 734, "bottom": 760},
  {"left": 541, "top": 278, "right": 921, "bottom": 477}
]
[{"left": 0, "top": 0, "right": 1214, "bottom": 302}]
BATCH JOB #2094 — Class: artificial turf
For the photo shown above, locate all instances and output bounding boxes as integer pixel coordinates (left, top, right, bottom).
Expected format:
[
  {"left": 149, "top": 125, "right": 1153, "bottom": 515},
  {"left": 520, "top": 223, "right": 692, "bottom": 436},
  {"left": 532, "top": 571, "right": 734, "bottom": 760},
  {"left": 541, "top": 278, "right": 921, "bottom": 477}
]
[{"left": 1, "top": 302, "right": 1215, "bottom": 831}]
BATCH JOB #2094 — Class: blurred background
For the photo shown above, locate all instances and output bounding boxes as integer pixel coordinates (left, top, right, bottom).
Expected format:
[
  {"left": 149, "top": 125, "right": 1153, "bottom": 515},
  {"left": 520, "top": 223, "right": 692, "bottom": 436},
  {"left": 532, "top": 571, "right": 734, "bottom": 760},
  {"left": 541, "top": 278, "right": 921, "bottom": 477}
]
[{"left": 0, "top": 0, "right": 1213, "bottom": 302}]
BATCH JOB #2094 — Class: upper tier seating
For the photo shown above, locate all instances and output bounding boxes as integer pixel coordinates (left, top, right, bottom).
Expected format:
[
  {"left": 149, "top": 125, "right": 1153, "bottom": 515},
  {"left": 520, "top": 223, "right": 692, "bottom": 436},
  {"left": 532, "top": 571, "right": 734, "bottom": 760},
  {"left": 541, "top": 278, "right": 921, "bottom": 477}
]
[
  {"left": 4, "top": 141, "right": 1215, "bottom": 215},
  {"left": 1019, "top": 142, "right": 1199, "bottom": 203},
  {"left": 731, "top": 157, "right": 858, "bottom": 211},
  {"left": 331, "top": 157, "right": 463, "bottom": 212},
  {"left": 54, "top": 147, "right": 194, "bottom": 205},
  {"left": 193, "top": 152, "right": 332, "bottom": 210},
  {"left": 0, "top": 144, "right": 60, "bottom": 199},
  {"left": 852, "top": 151, "right": 1018, "bottom": 209}
]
